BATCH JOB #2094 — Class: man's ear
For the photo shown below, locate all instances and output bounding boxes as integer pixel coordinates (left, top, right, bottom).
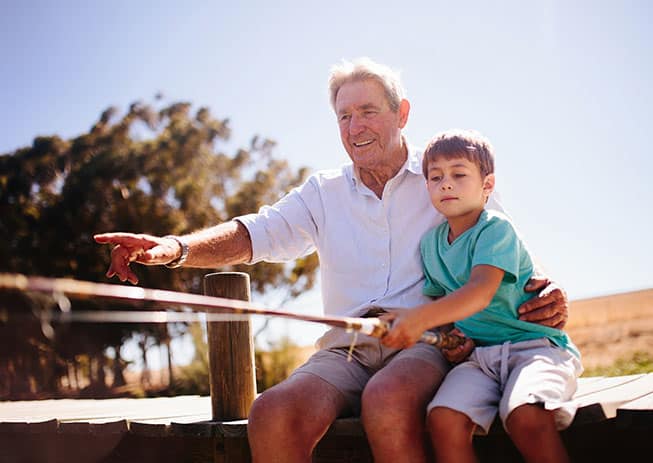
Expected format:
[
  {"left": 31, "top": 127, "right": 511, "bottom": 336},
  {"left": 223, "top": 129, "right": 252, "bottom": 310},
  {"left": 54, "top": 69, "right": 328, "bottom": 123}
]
[
  {"left": 398, "top": 99, "right": 410, "bottom": 128},
  {"left": 483, "top": 173, "right": 495, "bottom": 198}
]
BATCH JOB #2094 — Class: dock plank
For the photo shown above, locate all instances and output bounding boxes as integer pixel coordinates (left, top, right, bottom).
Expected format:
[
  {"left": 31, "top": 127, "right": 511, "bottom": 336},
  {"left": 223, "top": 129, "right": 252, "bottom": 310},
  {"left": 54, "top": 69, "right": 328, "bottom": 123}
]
[
  {"left": 0, "top": 395, "right": 211, "bottom": 424},
  {"left": 573, "top": 374, "right": 646, "bottom": 399},
  {"left": 572, "top": 373, "right": 653, "bottom": 419}
]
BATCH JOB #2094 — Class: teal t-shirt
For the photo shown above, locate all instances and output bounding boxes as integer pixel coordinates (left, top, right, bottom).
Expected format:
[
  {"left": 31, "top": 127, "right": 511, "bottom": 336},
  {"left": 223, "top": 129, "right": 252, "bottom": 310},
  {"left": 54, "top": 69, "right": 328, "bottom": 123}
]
[{"left": 420, "top": 209, "right": 578, "bottom": 357}]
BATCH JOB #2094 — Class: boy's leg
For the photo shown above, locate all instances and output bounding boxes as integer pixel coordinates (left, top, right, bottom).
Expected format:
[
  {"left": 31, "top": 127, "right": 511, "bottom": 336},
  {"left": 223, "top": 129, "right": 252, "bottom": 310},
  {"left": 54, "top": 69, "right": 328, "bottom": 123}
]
[
  {"left": 498, "top": 340, "right": 582, "bottom": 463},
  {"left": 428, "top": 406, "right": 478, "bottom": 463},
  {"left": 425, "top": 349, "right": 503, "bottom": 463},
  {"left": 499, "top": 339, "right": 582, "bottom": 430},
  {"left": 505, "top": 404, "right": 569, "bottom": 463}
]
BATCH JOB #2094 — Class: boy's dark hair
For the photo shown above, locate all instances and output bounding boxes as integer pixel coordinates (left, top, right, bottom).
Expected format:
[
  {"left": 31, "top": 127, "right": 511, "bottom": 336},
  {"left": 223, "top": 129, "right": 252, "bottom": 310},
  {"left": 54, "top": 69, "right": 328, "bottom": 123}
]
[{"left": 422, "top": 129, "right": 495, "bottom": 178}]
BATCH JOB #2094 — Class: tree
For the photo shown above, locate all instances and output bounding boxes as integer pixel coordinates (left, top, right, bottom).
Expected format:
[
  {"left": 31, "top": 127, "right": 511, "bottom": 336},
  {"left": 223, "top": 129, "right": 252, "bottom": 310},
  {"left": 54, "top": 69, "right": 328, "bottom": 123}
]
[{"left": 0, "top": 100, "right": 319, "bottom": 397}]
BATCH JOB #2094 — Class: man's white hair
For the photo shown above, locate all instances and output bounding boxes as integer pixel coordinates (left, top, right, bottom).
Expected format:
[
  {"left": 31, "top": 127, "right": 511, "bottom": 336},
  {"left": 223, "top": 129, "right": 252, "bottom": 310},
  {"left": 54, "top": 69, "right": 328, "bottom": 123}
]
[{"left": 328, "top": 57, "right": 406, "bottom": 113}]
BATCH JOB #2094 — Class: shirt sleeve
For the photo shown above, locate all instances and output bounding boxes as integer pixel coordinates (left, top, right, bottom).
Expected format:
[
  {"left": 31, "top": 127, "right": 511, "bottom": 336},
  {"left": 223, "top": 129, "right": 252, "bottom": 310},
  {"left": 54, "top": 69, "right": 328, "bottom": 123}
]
[
  {"left": 471, "top": 217, "right": 521, "bottom": 283},
  {"left": 236, "top": 178, "right": 319, "bottom": 264}
]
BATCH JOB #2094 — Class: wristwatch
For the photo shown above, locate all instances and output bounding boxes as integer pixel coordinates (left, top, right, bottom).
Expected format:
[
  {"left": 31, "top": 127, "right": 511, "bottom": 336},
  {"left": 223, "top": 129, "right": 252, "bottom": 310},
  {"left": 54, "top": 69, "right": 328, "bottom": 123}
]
[{"left": 163, "top": 235, "right": 189, "bottom": 268}]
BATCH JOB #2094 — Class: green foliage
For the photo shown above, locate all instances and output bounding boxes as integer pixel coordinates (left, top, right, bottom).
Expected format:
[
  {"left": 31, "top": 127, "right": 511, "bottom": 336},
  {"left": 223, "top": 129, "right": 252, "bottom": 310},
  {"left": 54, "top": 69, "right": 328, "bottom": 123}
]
[
  {"left": 171, "top": 323, "right": 210, "bottom": 396},
  {"left": 0, "top": 99, "right": 317, "bottom": 397},
  {"left": 582, "top": 351, "right": 653, "bottom": 377},
  {"left": 255, "top": 336, "right": 303, "bottom": 392}
]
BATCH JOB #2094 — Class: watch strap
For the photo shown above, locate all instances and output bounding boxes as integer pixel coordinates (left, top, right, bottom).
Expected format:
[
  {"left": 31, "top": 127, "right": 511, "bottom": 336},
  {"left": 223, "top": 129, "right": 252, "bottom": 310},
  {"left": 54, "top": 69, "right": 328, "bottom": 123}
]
[{"left": 163, "top": 235, "right": 189, "bottom": 268}]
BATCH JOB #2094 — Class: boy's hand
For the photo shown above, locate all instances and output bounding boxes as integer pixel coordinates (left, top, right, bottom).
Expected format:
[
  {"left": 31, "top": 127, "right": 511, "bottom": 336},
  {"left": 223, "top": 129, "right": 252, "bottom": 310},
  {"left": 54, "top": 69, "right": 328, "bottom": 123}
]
[
  {"left": 518, "top": 276, "right": 568, "bottom": 329},
  {"left": 441, "top": 328, "right": 474, "bottom": 363},
  {"left": 380, "top": 308, "right": 431, "bottom": 349}
]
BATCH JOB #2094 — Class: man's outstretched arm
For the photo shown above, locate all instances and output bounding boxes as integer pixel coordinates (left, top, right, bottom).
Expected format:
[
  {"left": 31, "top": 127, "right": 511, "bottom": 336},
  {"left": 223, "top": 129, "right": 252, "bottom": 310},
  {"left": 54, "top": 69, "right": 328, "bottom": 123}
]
[{"left": 94, "top": 221, "right": 252, "bottom": 284}]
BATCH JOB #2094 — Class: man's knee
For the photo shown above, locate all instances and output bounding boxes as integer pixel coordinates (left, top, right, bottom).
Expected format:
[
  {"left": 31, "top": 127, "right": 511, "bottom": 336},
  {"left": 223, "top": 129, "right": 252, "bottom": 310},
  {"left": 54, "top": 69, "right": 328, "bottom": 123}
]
[
  {"left": 248, "top": 386, "right": 294, "bottom": 435},
  {"left": 249, "top": 374, "right": 346, "bottom": 440},
  {"left": 362, "top": 360, "right": 442, "bottom": 416},
  {"left": 361, "top": 375, "right": 408, "bottom": 419}
]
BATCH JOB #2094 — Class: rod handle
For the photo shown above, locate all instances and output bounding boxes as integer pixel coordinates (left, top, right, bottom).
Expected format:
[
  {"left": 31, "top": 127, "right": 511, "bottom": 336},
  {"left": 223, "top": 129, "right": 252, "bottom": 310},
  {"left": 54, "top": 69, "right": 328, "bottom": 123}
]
[{"left": 419, "top": 330, "right": 467, "bottom": 349}]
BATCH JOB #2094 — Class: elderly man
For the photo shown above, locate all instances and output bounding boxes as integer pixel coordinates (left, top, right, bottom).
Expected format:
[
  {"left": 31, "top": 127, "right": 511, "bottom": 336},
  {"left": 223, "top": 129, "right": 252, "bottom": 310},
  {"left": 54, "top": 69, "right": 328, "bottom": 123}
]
[{"left": 95, "top": 58, "right": 567, "bottom": 463}]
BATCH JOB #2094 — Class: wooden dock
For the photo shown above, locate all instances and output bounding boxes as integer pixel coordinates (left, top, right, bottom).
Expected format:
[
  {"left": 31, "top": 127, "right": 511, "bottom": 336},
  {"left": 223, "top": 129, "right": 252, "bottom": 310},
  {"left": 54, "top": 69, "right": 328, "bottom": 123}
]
[{"left": 1, "top": 373, "right": 652, "bottom": 462}]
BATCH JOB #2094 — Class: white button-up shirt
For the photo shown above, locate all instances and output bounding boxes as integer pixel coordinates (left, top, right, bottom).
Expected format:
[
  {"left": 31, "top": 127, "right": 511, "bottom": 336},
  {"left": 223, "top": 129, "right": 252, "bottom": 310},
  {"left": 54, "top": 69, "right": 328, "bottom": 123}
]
[{"left": 237, "top": 146, "right": 504, "bottom": 317}]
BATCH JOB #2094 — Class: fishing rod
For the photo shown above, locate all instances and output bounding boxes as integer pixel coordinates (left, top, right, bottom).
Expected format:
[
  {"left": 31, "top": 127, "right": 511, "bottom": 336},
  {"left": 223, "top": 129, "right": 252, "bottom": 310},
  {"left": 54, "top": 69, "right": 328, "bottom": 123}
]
[{"left": 0, "top": 273, "right": 465, "bottom": 349}]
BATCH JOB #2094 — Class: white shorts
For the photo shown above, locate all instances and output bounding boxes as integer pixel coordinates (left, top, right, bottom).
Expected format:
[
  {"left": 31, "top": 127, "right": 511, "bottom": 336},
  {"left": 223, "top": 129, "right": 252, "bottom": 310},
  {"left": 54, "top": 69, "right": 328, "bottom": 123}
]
[{"left": 427, "top": 338, "right": 583, "bottom": 434}]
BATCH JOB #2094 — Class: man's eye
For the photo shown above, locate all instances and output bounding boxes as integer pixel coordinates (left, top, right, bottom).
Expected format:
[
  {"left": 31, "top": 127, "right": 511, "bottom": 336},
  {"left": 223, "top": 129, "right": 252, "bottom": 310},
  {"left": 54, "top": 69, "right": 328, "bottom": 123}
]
[
  {"left": 364, "top": 111, "right": 377, "bottom": 117},
  {"left": 339, "top": 114, "right": 350, "bottom": 121}
]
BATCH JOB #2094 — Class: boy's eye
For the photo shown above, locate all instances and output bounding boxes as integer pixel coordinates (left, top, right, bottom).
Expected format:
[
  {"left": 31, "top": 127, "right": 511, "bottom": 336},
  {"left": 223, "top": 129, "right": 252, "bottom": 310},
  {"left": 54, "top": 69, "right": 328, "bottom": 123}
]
[
  {"left": 454, "top": 173, "right": 466, "bottom": 178},
  {"left": 430, "top": 176, "right": 442, "bottom": 182}
]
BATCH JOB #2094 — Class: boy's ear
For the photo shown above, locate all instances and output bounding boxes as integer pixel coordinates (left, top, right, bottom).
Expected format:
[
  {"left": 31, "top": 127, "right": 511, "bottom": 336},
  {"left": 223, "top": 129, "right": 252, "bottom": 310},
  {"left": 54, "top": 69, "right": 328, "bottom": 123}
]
[{"left": 483, "top": 173, "right": 495, "bottom": 197}]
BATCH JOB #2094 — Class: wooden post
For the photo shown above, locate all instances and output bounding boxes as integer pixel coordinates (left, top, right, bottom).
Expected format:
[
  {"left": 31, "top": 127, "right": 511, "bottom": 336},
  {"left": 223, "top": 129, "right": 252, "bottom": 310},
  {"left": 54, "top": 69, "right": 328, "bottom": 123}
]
[{"left": 204, "top": 272, "right": 257, "bottom": 421}]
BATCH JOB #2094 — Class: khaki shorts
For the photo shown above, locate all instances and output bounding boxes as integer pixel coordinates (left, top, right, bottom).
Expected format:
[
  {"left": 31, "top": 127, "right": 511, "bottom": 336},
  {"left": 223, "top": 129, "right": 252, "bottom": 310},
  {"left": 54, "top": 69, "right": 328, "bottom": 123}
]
[
  {"left": 427, "top": 338, "right": 583, "bottom": 434},
  {"left": 290, "top": 326, "right": 450, "bottom": 416}
]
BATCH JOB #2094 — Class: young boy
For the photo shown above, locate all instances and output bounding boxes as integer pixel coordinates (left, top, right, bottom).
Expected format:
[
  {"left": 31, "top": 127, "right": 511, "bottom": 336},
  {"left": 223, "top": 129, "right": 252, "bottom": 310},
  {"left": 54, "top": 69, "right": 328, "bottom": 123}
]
[{"left": 382, "top": 129, "right": 582, "bottom": 463}]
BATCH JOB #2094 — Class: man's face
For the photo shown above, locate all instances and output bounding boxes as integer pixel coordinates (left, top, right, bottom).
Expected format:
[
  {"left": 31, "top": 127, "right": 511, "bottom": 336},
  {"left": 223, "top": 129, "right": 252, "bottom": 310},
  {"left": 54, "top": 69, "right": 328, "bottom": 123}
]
[{"left": 334, "top": 79, "right": 408, "bottom": 172}]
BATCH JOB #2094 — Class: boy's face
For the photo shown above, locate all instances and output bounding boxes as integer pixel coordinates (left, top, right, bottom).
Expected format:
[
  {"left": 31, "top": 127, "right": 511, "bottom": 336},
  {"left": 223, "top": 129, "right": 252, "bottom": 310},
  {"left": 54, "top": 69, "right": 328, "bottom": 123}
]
[{"left": 425, "top": 156, "right": 495, "bottom": 219}]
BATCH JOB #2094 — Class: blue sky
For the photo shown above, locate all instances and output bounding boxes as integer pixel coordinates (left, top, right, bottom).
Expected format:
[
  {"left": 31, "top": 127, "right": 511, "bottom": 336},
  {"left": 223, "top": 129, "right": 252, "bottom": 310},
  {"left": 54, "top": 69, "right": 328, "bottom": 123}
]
[{"left": 2, "top": 1, "right": 652, "bottom": 347}]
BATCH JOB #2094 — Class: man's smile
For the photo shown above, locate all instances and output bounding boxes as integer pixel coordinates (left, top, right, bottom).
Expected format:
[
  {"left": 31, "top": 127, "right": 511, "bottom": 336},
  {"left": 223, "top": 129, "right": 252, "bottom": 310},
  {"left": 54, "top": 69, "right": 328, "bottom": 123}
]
[{"left": 353, "top": 139, "right": 374, "bottom": 147}]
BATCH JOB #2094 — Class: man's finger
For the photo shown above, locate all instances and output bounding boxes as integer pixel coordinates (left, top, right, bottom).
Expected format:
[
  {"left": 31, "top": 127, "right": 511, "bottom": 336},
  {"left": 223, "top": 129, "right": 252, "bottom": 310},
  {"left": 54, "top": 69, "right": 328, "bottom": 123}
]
[
  {"left": 524, "top": 276, "right": 549, "bottom": 292},
  {"left": 94, "top": 233, "right": 159, "bottom": 250},
  {"left": 518, "top": 289, "right": 561, "bottom": 315},
  {"left": 104, "top": 245, "right": 140, "bottom": 284},
  {"left": 519, "top": 301, "right": 556, "bottom": 321},
  {"left": 94, "top": 232, "right": 140, "bottom": 244},
  {"left": 519, "top": 303, "right": 567, "bottom": 326},
  {"left": 126, "top": 272, "right": 139, "bottom": 285}
]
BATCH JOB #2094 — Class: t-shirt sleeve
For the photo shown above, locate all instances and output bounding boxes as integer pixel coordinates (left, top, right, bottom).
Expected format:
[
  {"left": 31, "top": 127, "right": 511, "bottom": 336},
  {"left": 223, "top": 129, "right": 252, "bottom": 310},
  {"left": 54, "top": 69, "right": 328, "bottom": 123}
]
[
  {"left": 420, "top": 232, "right": 446, "bottom": 297},
  {"left": 471, "top": 217, "right": 521, "bottom": 283}
]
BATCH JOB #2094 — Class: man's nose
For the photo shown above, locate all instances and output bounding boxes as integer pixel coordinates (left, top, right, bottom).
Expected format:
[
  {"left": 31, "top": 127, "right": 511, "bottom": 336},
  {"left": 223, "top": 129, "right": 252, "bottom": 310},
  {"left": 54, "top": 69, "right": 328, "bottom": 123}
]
[{"left": 349, "top": 115, "right": 365, "bottom": 135}]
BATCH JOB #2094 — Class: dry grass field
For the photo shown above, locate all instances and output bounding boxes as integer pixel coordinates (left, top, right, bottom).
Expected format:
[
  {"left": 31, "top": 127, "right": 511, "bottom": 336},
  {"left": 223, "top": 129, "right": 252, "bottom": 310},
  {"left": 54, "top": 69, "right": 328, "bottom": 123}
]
[{"left": 566, "top": 288, "right": 653, "bottom": 369}]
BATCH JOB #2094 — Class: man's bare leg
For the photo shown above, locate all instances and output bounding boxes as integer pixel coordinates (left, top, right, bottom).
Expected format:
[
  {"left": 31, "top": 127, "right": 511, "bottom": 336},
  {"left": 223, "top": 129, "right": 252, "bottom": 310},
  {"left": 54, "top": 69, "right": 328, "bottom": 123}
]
[
  {"left": 248, "top": 372, "right": 348, "bottom": 463},
  {"left": 361, "top": 357, "right": 445, "bottom": 463}
]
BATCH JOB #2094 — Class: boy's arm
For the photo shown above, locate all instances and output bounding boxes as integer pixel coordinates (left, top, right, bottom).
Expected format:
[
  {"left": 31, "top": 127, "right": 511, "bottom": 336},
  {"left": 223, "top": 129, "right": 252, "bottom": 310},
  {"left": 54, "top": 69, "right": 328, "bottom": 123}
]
[{"left": 381, "top": 264, "right": 504, "bottom": 349}]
